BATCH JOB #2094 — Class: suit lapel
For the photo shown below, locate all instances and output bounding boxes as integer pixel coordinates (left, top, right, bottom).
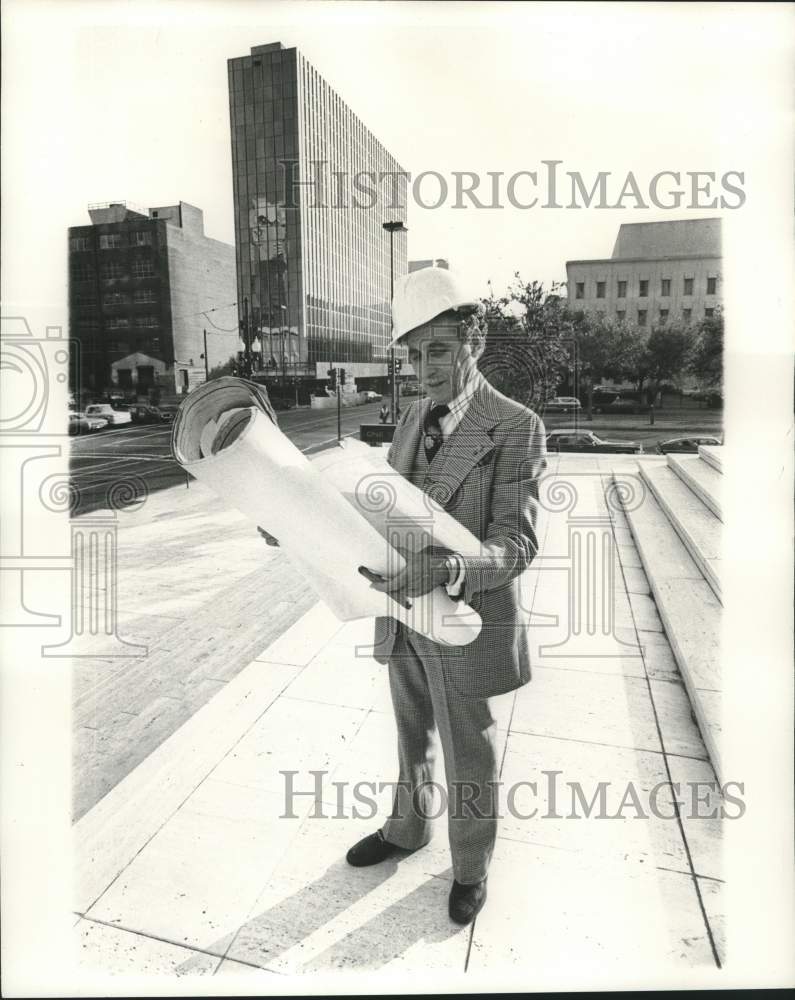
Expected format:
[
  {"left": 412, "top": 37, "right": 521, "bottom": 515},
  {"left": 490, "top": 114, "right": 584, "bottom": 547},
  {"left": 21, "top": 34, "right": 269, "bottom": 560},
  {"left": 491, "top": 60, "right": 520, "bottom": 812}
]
[{"left": 389, "top": 398, "right": 431, "bottom": 477}]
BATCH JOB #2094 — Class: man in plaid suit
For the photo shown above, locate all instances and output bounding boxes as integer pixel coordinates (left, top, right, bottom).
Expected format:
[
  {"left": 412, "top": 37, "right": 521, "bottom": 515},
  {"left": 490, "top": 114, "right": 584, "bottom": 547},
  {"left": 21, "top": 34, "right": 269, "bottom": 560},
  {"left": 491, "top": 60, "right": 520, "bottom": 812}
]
[{"left": 348, "top": 267, "right": 547, "bottom": 924}]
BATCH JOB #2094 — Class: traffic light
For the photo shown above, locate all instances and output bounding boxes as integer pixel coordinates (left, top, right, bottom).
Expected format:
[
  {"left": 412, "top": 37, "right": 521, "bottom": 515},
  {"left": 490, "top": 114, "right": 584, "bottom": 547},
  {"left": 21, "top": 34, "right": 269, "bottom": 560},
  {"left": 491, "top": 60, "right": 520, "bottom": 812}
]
[
  {"left": 328, "top": 367, "right": 337, "bottom": 391},
  {"left": 395, "top": 358, "right": 402, "bottom": 374},
  {"left": 339, "top": 368, "right": 346, "bottom": 385}
]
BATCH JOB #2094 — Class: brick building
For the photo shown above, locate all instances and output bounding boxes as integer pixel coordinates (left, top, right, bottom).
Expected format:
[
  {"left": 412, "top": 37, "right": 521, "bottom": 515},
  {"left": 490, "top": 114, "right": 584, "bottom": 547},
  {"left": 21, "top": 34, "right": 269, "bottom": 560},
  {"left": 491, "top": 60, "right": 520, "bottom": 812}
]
[
  {"left": 68, "top": 201, "right": 237, "bottom": 400},
  {"left": 566, "top": 218, "right": 722, "bottom": 329}
]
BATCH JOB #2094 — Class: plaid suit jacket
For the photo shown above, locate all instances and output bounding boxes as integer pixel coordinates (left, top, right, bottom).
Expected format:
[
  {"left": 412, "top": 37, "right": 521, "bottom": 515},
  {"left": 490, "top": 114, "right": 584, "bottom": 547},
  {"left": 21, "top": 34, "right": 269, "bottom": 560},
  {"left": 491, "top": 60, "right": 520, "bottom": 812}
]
[{"left": 373, "top": 376, "right": 547, "bottom": 697}]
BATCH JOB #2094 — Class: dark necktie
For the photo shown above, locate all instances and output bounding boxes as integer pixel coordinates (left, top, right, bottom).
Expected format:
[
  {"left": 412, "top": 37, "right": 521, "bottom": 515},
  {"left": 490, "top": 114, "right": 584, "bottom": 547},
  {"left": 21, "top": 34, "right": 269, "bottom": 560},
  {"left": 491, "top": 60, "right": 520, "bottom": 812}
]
[{"left": 423, "top": 403, "right": 450, "bottom": 463}]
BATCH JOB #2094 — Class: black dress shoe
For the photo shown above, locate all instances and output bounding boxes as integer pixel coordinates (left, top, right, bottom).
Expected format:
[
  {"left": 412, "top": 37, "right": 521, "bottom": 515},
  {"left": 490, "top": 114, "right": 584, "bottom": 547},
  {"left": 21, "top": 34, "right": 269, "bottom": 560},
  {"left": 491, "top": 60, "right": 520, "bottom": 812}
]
[
  {"left": 346, "top": 829, "right": 400, "bottom": 867},
  {"left": 449, "top": 878, "right": 488, "bottom": 924}
]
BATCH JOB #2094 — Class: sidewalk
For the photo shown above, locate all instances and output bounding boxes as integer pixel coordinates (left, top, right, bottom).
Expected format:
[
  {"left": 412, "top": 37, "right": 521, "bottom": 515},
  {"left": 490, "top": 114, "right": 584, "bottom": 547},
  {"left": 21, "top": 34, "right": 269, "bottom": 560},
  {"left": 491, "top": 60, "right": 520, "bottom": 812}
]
[{"left": 72, "top": 454, "right": 725, "bottom": 990}]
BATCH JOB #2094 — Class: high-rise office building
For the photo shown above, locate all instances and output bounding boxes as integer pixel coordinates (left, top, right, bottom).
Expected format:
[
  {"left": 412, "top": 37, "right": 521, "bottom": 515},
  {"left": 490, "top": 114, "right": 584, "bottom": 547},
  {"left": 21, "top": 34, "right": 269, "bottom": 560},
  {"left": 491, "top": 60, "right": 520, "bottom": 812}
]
[
  {"left": 566, "top": 218, "right": 722, "bottom": 329},
  {"left": 68, "top": 201, "right": 237, "bottom": 399},
  {"left": 227, "top": 42, "right": 408, "bottom": 391}
]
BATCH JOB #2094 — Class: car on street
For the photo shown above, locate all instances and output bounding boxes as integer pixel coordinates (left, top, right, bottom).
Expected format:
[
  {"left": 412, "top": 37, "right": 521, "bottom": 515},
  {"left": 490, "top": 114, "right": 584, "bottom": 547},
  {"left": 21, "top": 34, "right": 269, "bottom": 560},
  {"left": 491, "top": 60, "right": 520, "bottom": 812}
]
[
  {"left": 655, "top": 435, "right": 722, "bottom": 455},
  {"left": 592, "top": 395, "right": 649, "bottom": 415},
  {"left": 68, "top": 411, "right": 108, "bottom": 435},
  {"left": 546, "top": 429, "right": 642, "bottom": 454},
  {"left": 84, "top": 403, "right": 132, "bottom": 426},
  {"left": 363, "top": 390, "right": 383, "bottom": 402},
  {"left": 268, "top": 395, "right": 294, "bottom": 411},
  {"left": 543, "top": 396, "right": 581, "bottom": 414},
  {"left": 156, "top": 404, "right": 180, "bottom": 421},
  {"left": 400, "top": 381, "right": 420, "bottom": 397},
  {"left": 130, "top": 404, "right": 165, "bottom": 424}
]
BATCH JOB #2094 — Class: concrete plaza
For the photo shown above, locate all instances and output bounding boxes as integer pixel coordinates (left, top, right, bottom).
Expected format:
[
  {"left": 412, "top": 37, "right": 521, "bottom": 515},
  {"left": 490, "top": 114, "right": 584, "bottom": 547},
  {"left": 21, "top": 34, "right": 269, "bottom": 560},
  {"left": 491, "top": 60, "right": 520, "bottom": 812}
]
[{"left": 72, "top": 452, "right": 725, "bottom": 991}]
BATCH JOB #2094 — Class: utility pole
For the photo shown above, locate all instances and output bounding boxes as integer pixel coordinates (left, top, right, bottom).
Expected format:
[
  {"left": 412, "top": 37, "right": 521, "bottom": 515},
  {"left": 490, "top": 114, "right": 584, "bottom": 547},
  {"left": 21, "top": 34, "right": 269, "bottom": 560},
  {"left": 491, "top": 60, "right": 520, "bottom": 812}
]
[
  {"left": 243, "top": 296, "right": 251, "bottom": 376},
  {"left": 337, "top": 369, "right": 342, "bottom": 443},
  {"left": 382, "top": 221, "right": 407, "bottom": 422},
  {"left": 203, "top": 329, "right": 209, "bottom": 381}
]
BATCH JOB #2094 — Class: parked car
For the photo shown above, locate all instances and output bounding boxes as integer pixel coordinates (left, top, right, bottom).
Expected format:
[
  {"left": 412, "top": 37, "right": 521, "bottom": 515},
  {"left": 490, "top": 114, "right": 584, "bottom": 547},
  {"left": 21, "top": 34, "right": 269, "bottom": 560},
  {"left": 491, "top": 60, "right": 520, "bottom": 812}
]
[
  {"left": 656, "top": 435, "right": 722, "bottom": 455},
  {"left": 543, "top": 396, "right": 582, "bottom": 414},
  {"left": 363, "top": 390, "right": 383, "bottom": 402},
  {"left": 400, "top": 381, "right": 420, "bottom": 397},
  {"left": 156, "top": 404, "right": 180, "bottom": 421},
  {"left": 84, "top": 403, "right": 132, "bottom": 425},
  {"left": 68, "top": 411, "right": 108, "bottom": 435},
  {"left": 546, "top": 429, "right": 642, "bottom": 454},
  {"left": 130, "top": 404, "right": 164, "bottom": 424},
  {"left": 592, "top": 395, "right": 649, "bottom": 415}
]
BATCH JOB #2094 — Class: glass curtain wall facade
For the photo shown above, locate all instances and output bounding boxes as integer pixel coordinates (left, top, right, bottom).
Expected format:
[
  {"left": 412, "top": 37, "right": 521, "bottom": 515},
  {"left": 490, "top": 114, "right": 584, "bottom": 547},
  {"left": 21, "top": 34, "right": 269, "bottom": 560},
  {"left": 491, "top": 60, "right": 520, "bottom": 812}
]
[{"left": 228, "top": 43, "right": 407, "bottom": 379}]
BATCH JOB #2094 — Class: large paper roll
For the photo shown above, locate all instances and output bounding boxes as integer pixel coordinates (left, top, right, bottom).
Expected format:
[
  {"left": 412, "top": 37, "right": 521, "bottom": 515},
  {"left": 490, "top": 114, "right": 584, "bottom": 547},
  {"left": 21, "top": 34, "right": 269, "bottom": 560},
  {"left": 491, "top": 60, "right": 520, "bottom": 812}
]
[{"left": 171, "top": 377, "right": 481, "bottom": 646}]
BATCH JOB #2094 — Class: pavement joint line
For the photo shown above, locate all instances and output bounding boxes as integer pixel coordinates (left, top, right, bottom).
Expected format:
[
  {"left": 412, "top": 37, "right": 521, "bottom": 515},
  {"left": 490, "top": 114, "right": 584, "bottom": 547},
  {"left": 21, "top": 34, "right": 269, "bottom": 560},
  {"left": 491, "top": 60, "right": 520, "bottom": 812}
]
[
  {"left": 76, "top": 912, "right": 227, "bottom": 967},
  {"left": 505, "top": 726, "right": 668, "bottom": 757}
]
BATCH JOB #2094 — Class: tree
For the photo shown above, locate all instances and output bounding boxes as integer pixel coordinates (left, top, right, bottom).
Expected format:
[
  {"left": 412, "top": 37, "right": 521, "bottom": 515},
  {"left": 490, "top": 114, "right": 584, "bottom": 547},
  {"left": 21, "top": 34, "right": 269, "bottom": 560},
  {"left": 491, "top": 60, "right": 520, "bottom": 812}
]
[
  {"left": 207, "top": 356, "right": 238, "bottom": 380},
  {"left": 479, "top": 275, "right": 584, "bottom": 408},
  {"left": 641, "top": 326, "right": 692, "bottom": 404},
  {"left": 689, "top": 309, "right": 723, "bottom": 390}
]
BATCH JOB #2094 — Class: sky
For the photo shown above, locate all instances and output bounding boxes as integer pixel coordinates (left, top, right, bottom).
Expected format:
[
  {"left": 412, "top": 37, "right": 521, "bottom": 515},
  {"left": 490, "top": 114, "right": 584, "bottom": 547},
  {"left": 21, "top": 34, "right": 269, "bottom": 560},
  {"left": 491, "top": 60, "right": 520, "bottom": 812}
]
[{"left": 2, "top": 0, "right": 793, "bottom": 322}]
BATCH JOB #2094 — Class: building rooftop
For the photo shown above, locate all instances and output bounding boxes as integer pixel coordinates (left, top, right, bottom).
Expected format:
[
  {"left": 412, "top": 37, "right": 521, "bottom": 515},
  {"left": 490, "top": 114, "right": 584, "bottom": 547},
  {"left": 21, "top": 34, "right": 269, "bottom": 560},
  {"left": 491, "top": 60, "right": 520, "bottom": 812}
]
[{"left": 611, "top": 218, "right": 722, "bottom": 260}]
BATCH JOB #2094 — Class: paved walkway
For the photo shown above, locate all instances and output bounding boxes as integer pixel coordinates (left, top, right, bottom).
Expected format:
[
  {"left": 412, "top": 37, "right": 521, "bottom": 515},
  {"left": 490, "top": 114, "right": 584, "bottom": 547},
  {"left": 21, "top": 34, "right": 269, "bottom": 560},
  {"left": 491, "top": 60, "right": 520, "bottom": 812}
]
[{"left": 72, "top": 454, "right": 725, "bottom": 989}]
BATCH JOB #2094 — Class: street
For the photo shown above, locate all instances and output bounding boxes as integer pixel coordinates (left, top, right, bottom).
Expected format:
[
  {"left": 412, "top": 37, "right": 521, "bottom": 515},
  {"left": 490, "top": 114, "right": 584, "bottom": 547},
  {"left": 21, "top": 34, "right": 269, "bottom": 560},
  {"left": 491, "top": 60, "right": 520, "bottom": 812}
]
[
  {"left": 69, "top": 396, "right": 723, "bottom": 515},
  {"left": 69, "top": 399, "right": 390, "bottom": 515}
]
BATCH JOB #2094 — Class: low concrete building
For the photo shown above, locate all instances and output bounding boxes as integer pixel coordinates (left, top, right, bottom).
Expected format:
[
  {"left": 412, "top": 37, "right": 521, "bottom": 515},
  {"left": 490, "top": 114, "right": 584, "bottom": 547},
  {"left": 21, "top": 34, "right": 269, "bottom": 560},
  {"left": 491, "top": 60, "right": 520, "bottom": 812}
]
[
  {"left": 68, "top": 201, "right": 238, "bottom": 400},
  {"left": 566, "top": 218, "right": 722, "bottom": 329}
]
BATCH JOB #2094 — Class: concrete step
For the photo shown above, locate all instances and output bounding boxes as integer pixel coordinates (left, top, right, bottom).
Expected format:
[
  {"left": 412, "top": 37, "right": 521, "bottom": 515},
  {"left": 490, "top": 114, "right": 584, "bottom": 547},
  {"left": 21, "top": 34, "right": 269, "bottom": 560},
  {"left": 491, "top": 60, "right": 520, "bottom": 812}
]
[
  {"left": 615, "top": 470, "right": 722, "bottom": 781},
  {"left": 639, "top": 462, "right": 722, "bottom": 604},
  {"left": 698, "top": 444, "right": 723, "bottom": 474},
  {"left": 667, "top": 453, "right": 723, "bottom": 522}
]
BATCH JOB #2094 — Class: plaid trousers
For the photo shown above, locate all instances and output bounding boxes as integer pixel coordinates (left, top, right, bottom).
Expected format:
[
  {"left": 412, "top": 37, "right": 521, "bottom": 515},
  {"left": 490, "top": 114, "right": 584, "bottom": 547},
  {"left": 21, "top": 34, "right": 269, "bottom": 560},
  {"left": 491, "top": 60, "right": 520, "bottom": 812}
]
[{"left": 381, "top": 624, "right": 499, "bottom": 884}]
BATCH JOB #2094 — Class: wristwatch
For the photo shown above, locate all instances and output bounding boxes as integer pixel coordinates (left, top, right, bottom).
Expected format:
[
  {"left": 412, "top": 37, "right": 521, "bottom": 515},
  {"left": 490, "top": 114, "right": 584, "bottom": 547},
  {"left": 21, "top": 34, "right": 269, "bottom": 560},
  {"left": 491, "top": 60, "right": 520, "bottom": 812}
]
[{"left": 443, "top": 553, "right": 466, "bottom": 599}]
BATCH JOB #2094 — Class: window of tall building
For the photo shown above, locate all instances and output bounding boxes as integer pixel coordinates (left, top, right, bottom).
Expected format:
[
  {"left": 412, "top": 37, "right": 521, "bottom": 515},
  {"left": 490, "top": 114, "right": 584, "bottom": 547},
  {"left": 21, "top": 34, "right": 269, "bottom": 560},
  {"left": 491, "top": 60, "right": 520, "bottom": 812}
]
[
  {"left": 575, "top": 282, "right": 584, "bottom": 299},
  {"left": 617, "top": 280, "right": 627, "bottom": 298},
  {"left": 134, "top": 315, "right": 159, "bottom": 328},
  {"left": 661, "top": 279, "right": 671, "bottom": 296},
  {"left": 71, "top": 264, "right": 94, "bottom": 282},
  {"left": 659, "top": 308, "right": 669, "bottom": 322},
  {"left": 683, "top": 277, "right": 694, "bottom": 296},
  {"left": 107, "top": 317, "right": 130, "bottom": 329},
  {"left": 705, "top": 307, "right": 715, "bottom": 318},
  {"left": 639, "top": 279, "right": 649, "bottom": 297},
  {"left": 616, "top": 310, "right": 626, "bottom": 322},
  {"left": 596, "top": 281, "right": 606, "bottom": 299},
  {"left": 683, "top": 308, "right": 693, "bottom": 323},
  {"left": 70, "top": 236, "right": 90, "bottom": 252},
  {"left": 638, "top": 309, "right": 648, "bottom": 326},
  {"left": 99, "top": 233, "right": 123, "bottom": 250},
  {"left": 102, "top": 262, "right": 124, "bottom": 280},
  {"left": 706, "top": 277, "right": 717, "bottom": 294},
  {"left": 131, "top": 231, "right": 153, "bottom": 247},
  {"left": 103, "top": 292, "right": 128, "bottom": 306},
  {"left": 133, "top": 289, "right": 157, "bottom": 303},
  {"left": 131, "top": 259, "right": 155, "bottom": 278}
]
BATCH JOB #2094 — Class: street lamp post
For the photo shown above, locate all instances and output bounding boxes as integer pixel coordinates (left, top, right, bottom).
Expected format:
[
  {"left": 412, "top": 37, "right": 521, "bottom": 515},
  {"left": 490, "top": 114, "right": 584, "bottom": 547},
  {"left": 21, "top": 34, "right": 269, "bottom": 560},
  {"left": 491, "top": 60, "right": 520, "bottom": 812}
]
[{"left": 382, "top": 220, "right": 407, "bottom": 421}]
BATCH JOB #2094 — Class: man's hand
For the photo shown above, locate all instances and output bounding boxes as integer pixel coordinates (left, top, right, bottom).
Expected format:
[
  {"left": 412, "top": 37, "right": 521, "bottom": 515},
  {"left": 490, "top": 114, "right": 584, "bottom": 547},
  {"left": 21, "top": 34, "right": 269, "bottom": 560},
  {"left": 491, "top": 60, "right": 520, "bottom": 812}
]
[
  {"left": 257, "top": 526, "right": 280, "bottom": 547},
  {"left": 367, "top": 545, "right": 449, "bottom": 603}
]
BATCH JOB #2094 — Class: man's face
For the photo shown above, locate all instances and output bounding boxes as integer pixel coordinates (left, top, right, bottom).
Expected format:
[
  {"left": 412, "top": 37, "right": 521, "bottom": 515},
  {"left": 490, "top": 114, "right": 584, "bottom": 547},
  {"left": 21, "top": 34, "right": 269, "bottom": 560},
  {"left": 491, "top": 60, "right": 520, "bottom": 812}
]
[{"left": 403, "top": 315, "right": 478, "bottom": 406}]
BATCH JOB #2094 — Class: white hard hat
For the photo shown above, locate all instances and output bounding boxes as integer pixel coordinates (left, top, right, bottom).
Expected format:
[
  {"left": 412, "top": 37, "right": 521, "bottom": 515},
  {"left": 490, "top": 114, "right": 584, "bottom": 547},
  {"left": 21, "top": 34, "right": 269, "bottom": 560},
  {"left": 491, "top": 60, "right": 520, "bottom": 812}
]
[{"left": 388, "top": 268, "right": 479, "bottom": 348}]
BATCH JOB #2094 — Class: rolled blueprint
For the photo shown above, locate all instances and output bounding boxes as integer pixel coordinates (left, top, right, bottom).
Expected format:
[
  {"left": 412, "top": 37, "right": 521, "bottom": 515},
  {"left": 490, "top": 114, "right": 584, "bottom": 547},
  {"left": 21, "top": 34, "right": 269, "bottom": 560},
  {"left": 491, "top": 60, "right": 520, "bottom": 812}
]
[{"left": 171, "top": 377, "right": 482, "bottom": 646}]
